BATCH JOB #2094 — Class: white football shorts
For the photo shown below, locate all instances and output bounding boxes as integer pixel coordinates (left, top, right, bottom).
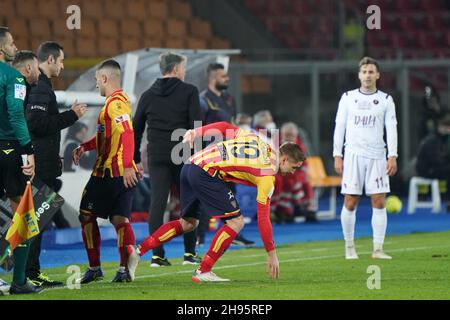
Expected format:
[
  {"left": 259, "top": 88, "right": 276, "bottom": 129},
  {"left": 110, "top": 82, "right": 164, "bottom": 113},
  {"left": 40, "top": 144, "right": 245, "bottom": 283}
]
[{"left": 341, "top": 151, "right": 390, "bottom": 196}]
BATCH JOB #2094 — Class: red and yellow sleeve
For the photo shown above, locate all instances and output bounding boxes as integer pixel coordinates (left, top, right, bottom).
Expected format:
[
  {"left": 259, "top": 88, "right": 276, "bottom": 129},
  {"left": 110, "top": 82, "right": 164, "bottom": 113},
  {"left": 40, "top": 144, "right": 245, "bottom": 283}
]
[
  {"left": 108, "top": 100, "right": 135, "bottom": 168},
  {"left": 194, "top": 121, "right": 239, "bottom": 140},
  {"left": 255, "top": 176, "right": 276, "bottom": 252}
]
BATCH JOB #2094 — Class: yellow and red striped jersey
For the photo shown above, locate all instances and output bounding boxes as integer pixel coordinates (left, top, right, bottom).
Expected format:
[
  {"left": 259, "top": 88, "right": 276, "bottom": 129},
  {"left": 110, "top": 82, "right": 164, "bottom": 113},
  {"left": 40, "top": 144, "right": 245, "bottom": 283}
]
[
  {"left": 91, "top": 89, "right": 137, "bottom": 177},
  {"left": 189, "top": 129, "right": 277, "bottom": 205}
]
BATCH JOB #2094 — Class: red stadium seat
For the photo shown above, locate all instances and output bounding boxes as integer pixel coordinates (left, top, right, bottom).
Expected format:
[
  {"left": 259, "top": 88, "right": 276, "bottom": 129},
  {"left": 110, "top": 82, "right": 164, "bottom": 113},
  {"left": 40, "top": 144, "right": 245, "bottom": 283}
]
[
  {"left": 29, "top": 18, "right": 51, "bottom": 38},
  {"left": 166, "top": 19, "right": 187, "bottom": 37},
  {"left": 37, "top": 0, "right": 60, "bottom": 19},
  {"left": 142, "top": 37, "right": 163, "bottom": 48},
  {"left": 121, "top": 38, "right": 142, "bottom": 52},
  {"left": 15, "top": 0, "right": 37, "bottom": 18},
  {"left": 425, "top": 13, "right": 445, "bottom": 30},
  {"left": 209, "top": 37, "right": 231, "bottom": 49},
  {"left": 190, "top": 18, "right": 213, "bottom": 39},
  {"left": 420, "top": 0, "right": 440, "bottom": 12},
  {"left": 81, "top": 0, "right": 103, "bottom": 19},
  {"left": 170, "top": 1, "right": 193, "bottom": 20},
  {"left": 416, "top": 32, "right": 437, "bottom": 49},
  {"left": 292, "top": 1, "right": 312, "bottom": 15},
  {"left": 76, "top": 37, "right": 98, "bottom": 57},
  {"left": 120, "top": 20, "right": 142, "bottom": 38},
  {"left": 56, "top": 38, "right": 76, "bottom": 58},
  {"left": 104, "top": 0, "right": 125, "bottom": 20},
  {"left": 143, "top": 20, "right": 165, "bottom": 38},
  {"left": 6, "top": 20, "right": 28, "bottom": 38},
  {"left": 266, "top": 1, "right": 285, "bottom": 16},
  {"left": 186, "top": 37, "right": 207, "bottom": 49},
  {"left": 126, "top": 0, "right": 148, "bottom": 21},
  {"left": 398, "top": 16, "right": 417, "bottom": 32},
  {"left": 98, "top": 37, "right": 120, "bottom": 57},
  {"left": 0, "top": 0, "right": 15, "bottom": 17},
  {"left": 148, "top": 0, "right": 169, "bottom": 20},
  {"left": 289, "top": 19, "right": 309, "bottom": 38},
  {"left": 98, "top": 19, "right": 119, "bottom": 38},
  {"left": 74, "top": 18, "right": 97, "bottom": 39},
  {"left": 164, "top": 37, "right": 185, "bottom": 49}
]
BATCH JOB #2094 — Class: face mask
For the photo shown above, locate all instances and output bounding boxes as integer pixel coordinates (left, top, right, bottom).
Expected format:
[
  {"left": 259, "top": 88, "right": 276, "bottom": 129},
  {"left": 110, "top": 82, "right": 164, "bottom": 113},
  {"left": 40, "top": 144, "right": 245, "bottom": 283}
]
[
  {"left": 239, "top": 124, "right": 251, "bottom": 131},
  {"left": 265, "top": 122, "right": 276, "bottom": 130}
]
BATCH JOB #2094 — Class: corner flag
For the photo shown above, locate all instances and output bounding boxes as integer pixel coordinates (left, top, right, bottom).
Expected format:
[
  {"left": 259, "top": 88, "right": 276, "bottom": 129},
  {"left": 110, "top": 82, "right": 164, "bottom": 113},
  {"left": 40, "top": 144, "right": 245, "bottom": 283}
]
[{"left": 5, "top": 182, "right": 40, "bottom": 251}]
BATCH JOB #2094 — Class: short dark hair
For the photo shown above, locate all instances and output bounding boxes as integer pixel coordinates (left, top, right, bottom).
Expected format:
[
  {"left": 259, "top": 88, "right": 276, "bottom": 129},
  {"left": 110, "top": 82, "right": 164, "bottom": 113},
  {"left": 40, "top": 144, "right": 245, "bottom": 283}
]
[
  {"left": 12, "top": 50, "right": 37, "bottom": 68},
  {"left": 280, "top": 142, "right": 306, "bottom": 163},
  {"left": 206, "top": 63, "right": 225, "bottom": 77},
  {"left": 0, "top": 26, "right": 10, "bottom": 44},
  {"left": 159, "top": 52, "right": 186, "bottom": 75},
  {"left": 36, "top": 41, "right": 64, "bottom": 62},
  {"left": 97, "top": 59, "right": 121, "bottom": 72},
  {"left": 359, "top": 56, "right": 380, "bottom": 72}
]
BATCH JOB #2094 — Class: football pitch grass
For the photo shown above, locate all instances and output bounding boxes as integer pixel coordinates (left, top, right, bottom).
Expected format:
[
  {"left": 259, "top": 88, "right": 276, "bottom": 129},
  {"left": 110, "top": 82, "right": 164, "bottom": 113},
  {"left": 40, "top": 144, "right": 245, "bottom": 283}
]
[{"left": 2, "top": 231, "right": 449, "bottom": 300}]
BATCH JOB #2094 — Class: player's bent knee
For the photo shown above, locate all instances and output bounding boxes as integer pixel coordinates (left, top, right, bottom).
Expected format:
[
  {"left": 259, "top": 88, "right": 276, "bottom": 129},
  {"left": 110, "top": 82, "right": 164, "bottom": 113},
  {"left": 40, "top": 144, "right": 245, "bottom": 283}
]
[
  {"left": 110, "top": 215, "right": 129, "bottom": 226},
  {"left": 225, "top": 214, "right": 245, "bottom": 231},
  {"left": 79, "top": 210, "right": 95, "bottom": 223},
  {"left": 181, "top": 218, "right": 198, "bottom": 232}
]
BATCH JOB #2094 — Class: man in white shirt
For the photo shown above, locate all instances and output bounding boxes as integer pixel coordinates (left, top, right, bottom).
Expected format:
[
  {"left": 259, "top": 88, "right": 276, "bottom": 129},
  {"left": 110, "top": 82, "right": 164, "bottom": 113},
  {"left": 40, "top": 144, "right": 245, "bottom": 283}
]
[{"left": 333, "top": 57, "right": 398, "bottom": 260}]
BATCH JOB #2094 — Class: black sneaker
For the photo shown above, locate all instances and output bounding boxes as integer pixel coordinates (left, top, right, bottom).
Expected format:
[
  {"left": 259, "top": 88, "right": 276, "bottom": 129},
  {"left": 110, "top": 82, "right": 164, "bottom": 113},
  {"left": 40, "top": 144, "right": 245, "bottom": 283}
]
[
  {"left": 183, "top": 253, "right": 202, "bottom": 265},
  {"left": 150, "top": 256, "right": 171, "bottom": 267},
  {"left": 28, "top": 272, "right": 64, "bottom": 287},
  {"left": 9, "top": 281, "right": 44, "bottom": 295},
  {"left": 78, "top": 268, "right": 104, "bottom": 284},
  {"left": 231, "top": 234, "right": 255, "bottom": 247},
  {"left": 111, "top": 271, "right": 131, "bottom": 283}
]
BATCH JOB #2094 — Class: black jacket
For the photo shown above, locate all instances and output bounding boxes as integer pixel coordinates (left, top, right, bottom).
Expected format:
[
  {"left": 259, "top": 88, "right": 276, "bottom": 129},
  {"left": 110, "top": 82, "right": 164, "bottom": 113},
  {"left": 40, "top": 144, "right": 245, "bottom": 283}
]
[
  {"left": 133, "top": 77, "right": 201, "bottom": 163},
  {"left": 25, "top": 72, "right": 78, "bottom": 179},
  {"left": 416, "top": 133, "right": 450, "bottom": 179}
]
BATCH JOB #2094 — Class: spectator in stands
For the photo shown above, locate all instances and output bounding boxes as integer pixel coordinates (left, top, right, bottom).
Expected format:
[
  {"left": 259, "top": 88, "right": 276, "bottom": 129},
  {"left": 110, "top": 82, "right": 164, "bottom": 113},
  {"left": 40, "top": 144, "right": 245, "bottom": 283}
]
[
  {"left": 271, "top": 122, "right": 318, "bottom": 223},
  {"left": 253, "top": 110, "right": 278, "bottom": 147},
  {"left": 343, "top": 11, "right": 365, "bottom": 60},
  {"left": 416, "top": 114, "right": 450, "bottom": 211},
  {"left": 133, "top": 52, "right": 200, "bottom": 266},
  {"left": 420, "top": 84, "right": 447, "bottom": 140},
  {"left": 63, "top": 122, "right": 95, "bottom": 172},
  {"left": 197, "top": 63, "right": 255, "bottom": 247},
  {"left": 235, "top": 112, "right": 252, "bottom": 130}
]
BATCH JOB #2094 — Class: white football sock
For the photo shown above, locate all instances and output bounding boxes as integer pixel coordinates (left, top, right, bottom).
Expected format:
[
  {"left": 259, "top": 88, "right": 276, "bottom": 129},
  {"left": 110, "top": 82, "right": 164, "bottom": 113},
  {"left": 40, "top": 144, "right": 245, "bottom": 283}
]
[
  {"left": 340, "top": 206, "right": 356, "bottom": 246},
  {"left": 372, "top": 207, "right": 387, "bottom": 250}
]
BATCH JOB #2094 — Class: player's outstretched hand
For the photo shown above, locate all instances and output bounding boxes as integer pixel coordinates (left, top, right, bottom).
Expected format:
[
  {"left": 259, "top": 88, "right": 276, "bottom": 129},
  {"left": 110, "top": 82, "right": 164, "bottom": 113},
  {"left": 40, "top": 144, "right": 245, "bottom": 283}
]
[
  {"left": 123, "top": 167, "right": 138, "bottom": 188},
  {"left": 386, "top": 157, "right": 397, "bottom": 176},
  {"left": 267, "top": 250, "right": 279, "bottom": 279},
  {"left": 334, "top": 156, "right": 343, "bottom": 175},
  {"left": 182, "top": 129, "right": 195, "bottom": 148},
  {"left": 72, "top": 146, "right": 85, "bottom": 165}
]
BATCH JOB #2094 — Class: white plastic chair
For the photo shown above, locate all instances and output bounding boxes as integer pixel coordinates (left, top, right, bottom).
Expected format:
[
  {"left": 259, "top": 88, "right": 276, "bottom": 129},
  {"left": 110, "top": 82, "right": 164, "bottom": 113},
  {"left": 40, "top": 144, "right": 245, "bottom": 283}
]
[{"left": 407, "top": 177, "right": 441, "bottom": 214}]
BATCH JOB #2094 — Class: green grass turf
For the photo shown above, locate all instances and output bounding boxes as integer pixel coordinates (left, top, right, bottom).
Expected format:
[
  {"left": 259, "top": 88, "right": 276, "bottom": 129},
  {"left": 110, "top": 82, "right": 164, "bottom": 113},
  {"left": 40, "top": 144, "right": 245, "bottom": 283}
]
[{"left": 1, "top": 231, "right": 449, "bottom": 300}]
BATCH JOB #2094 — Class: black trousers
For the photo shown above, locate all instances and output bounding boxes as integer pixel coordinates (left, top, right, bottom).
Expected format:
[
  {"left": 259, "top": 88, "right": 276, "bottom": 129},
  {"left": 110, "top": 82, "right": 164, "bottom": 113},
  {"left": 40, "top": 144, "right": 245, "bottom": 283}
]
[
  {"left": 26, "top": 177, "right": 68, "bottom": 277},
  {"left": 148, "top": 159, "right": 196, "bottom": 257}
]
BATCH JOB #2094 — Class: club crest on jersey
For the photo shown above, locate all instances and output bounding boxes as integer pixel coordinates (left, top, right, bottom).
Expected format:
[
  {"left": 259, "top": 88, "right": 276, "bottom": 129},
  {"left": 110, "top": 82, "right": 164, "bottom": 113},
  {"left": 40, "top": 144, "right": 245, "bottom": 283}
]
[
  {"left": 373, "top": 99, "right": 379, "bottom": 105},
  {"left": 114, "top": 114, "right": 130, "bottom": 123}
]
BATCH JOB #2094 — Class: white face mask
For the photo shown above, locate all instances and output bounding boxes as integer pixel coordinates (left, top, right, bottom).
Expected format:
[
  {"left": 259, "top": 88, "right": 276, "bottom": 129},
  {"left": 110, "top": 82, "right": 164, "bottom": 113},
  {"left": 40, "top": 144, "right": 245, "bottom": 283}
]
[{"left": 265, "top": 122, "right": 276, "bottom": 130}]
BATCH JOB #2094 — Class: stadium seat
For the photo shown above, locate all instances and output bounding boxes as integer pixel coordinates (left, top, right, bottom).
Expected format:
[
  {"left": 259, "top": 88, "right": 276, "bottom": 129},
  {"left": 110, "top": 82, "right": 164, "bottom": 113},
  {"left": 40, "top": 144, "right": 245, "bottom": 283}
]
[
  {"left": 250, "top": 76, "right": 271, "bottom": 94},
  {"left": 121, "top": 38, "right": 142, "bottom": 52},
  {"left": 166, "top": 19, "right": 187, "bottom": 37},
  {"left": 81, "top": 0, "right": 103, "bottom": 19},
  {"left": 74, "top": 18, "right": 97, "bottom": 39},
  {"left": 52, "top": 19, "right": 76, "bottom": 38},
  {"left": 241, "top": 75, "right": 252, "bottom": 94},
  {"left": 190, "top": 18, "right": 213, "bottom": 39},
  {"left": 30, "top": 37, "right": 48, "bottom": 52},
  {"left": 37, "top": 0, "right": 60, "bottom": 18},
  {"left": 104, "top": 0, "right": 125, "bottom": 20},
  {"left": 6, "top": 20, "right": 28, "bottom": 38},
  {"left": 407, "top": 177, "right": 442, "bottom": 214},
  {"left": 16, "top": 0, "right": 37, "bottom": 18},
  {"left": 420, "top": 0, "right": 440, "bottom": 11},
  {"left": 170, "top": 0, "right": 193, "bottom": 20},
  {"left": 164, "top": 37, "right": 185, "bottom": 49},
  {"left": 186, "top": 37, "right": 207, "bottom": 49},
  {"left": 306, "top": 156, "right": 341, "bottom": 220},
  {"left": 13, "top": 36, "right": 30, "bottom": 51},
  {"left": 126, "top": 0, "right": 148, "bottom": 21},
  {"left": 57, "top": 38, "right": 76, "bottom": 57},
  {"left": 75, "top": 37, "right": 98, "bottom": 57},
  {"left": 98, "top": 37, "right": 120, "bottom": 57},
  {"left": 29, "top": 18, "right": 51, "bottom": 38},
  {"left": 0, "top": 0, "right": 15, "bottom": 16},
  {"left": 120, "top": 20, "right": 142, "bottom": 38},
  {"left": 98, "top": 19, "right": 119, "bottom": 38},
  {"left": 142, "top": 37, "right": 163, "bottom": 48},
  {"left": 148, "top": 0, "right": 169, "bottom": 20},
  {"left": 209, "top": 37, "right": 232, "bottom": 49},
  {"left": 143, "top": 20, "right": 165, "bottom": 38}
]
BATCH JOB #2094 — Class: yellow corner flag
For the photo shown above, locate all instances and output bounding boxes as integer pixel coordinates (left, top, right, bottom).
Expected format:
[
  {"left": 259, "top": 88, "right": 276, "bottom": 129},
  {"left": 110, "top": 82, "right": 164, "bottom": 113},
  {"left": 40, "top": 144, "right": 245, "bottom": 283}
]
[{"left": 5, "top": 182, "right": 40, "bottom": 251}]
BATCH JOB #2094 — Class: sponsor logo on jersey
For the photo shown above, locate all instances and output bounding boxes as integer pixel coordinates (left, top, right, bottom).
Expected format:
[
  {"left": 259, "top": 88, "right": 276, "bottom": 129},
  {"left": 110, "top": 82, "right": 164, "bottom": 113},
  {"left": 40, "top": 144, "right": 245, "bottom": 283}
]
[
  {"left": 357, "top": 100, "right": 372, "bottom": 110},
  {"left": 14, "top": 84, "right": 26, "bottom": 100},
  {"left": 114, "top": 114, "right": 130, "bottom": 123},
  {"left": 97, "top": 124, "right": 105, "bottom": 133},
  {"left": 354, "top": 115, "right": 376, "bottom": 127},
  {"left": 30, "top": 105, "right": 47, "bottom": 111}
]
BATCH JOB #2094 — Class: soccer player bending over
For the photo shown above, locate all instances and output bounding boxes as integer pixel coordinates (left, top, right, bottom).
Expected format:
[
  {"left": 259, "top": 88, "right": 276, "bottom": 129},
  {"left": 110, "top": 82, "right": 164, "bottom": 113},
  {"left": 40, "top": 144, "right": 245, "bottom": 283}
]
[
  {"left": 333, "top": 57, "right": 398, "bottom": 260},
  {"left": 126, "top": 121, "right": 305, "bottom": 281},
  {"left": 72, "top": 60, "right": 140, "bottom": 283}
]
